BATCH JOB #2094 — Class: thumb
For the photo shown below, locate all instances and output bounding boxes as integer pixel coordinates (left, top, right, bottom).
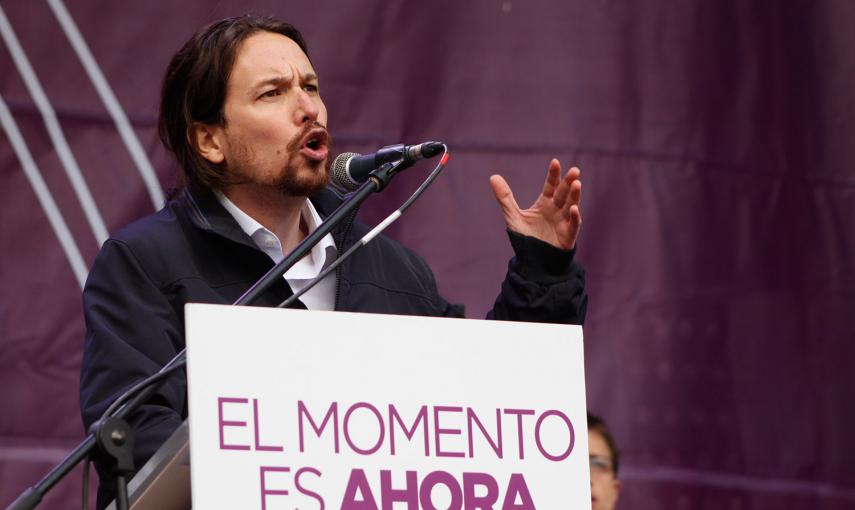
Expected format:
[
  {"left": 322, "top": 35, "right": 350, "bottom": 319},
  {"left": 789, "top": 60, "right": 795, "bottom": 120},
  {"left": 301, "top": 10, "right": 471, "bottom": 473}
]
[{"left": 489, "top": 174, "right": 520, "bottom": 220}]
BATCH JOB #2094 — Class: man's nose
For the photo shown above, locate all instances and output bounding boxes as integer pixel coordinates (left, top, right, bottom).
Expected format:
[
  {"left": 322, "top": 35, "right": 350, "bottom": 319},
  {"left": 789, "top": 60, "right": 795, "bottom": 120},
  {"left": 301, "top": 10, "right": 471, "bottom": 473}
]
[{"left": 295, "top": 90, "right": 319, "bottom": 124}]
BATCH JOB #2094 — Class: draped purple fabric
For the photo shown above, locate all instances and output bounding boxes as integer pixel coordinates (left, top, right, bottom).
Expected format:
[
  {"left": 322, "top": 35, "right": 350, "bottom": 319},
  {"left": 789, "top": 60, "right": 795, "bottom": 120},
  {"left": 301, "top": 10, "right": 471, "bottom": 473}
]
[{"left": 1, "top": 1, "right": 853, "bottom": 508}]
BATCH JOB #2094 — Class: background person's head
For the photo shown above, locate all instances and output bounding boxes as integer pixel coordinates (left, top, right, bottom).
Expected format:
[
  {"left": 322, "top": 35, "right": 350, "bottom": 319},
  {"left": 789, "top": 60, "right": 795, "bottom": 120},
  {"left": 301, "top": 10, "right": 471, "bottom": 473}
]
[{"left": 588, "top": 412, "right": 620, "bottom": 510}]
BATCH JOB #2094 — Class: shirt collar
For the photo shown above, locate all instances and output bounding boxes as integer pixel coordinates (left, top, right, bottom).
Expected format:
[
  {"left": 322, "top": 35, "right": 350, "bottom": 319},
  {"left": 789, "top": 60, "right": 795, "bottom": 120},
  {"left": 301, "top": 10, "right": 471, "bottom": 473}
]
[{"left": 214, "top": 191, "right": 337, "bottom": 280}]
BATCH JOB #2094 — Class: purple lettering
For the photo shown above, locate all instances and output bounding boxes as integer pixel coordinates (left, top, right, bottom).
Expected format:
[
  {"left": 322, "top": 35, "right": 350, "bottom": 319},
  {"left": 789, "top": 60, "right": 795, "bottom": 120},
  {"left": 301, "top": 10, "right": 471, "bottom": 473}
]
[
  {"left": 298, "top": 401, "right": 339, "bottom": 453},
  {"left": 218, "top": 397, "right": 250, "bottom": 451},
  {"left": 341, "top": 469, "right": 378, "bottom": 510},
  {"left": 380, "top": 470, "right": 418, "bottom": 509},
  {"left": 253, "top": 398, "right": 284, "bottom": 452},
  {"left": 389, "top": 405, "right": 430, "bottom": 456},
  {"left": 420, "top": 470, "right": 463, "bottom": 510},
  {"left": 344, "top": 402, "right": 385, "bottom": 455},
  {"left": 259, "top": 466, "right": 289, "bottom": 510},
  {"left": 434, "top": 406, "right": 465, "bottom": 458},
  {"left": 503, "top": 409, "right": 535, "bottom": 460},
  {"left": 463, "top": 472, "right": 499, "bottom": 510},
  {"left": 295, "top": 466, "right": 325, "bottom": 509},
  {"left": 467, "top": 408, "right": 503, "bottom": 459},
  {"left": 500, "top": 474, "right": 535, "bottom": 510},
  {"left": 534, "top": 410, "right": 574, "bottom": 461}
]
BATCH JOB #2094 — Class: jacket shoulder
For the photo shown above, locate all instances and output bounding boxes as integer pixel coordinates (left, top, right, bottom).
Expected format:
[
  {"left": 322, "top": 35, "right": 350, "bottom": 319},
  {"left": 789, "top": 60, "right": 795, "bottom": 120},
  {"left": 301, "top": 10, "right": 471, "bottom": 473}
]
[
  {"left": 109, "top": 204, "right": 183, "bottom": 247},
  {"left": 90, "top": 203, "right": 193, "bottom": 290}
]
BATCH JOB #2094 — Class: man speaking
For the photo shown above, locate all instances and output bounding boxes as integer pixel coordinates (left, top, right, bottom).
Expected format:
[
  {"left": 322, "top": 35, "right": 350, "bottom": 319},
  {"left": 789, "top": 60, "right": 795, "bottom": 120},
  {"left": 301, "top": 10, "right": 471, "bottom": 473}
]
[{"left": 79, "top": 15, "right": 587, "bottom": 508}]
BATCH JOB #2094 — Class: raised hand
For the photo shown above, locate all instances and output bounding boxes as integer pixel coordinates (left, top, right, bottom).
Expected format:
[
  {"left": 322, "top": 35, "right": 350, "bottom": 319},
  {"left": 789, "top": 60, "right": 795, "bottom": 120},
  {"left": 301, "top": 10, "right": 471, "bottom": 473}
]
[{"left": 489, "top": 159, "right": 582, "bottom": 250}]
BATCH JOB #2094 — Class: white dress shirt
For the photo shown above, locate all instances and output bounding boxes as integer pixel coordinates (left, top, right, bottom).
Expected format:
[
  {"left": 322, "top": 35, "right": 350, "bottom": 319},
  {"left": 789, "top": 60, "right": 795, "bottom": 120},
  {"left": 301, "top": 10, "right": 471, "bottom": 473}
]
[{"left": 215, "top": 192, "right": 337, "bottom": 310}]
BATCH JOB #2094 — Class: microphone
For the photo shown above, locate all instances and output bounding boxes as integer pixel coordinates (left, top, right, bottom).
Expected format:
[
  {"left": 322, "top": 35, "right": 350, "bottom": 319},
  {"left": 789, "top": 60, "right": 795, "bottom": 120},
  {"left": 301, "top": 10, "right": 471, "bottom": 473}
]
[{"left": 332, "top": 141, "right": 444, "bottom": 190}]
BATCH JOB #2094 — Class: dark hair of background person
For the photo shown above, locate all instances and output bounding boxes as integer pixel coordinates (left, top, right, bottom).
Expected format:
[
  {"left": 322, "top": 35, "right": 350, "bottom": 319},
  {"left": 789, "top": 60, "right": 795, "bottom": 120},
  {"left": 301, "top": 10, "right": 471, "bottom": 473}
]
[
  {"left": 158, "top": 15, "right": 309, "bottom": 192},
  {"left": 588, "top": 412, "right": 621, "bottom": 476}
]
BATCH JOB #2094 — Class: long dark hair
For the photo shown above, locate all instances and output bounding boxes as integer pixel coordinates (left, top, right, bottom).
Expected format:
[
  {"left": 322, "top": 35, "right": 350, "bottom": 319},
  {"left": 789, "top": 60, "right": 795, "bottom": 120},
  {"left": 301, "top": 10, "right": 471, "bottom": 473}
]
[{"left": 158, "top": 15, "right": 309, "bottom": 192}]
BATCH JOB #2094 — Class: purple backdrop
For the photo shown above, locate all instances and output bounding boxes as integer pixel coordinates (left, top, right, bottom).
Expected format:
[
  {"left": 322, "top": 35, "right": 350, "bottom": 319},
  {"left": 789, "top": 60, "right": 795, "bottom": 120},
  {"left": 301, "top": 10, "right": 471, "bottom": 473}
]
[{"left": 1, "top": 1, "right": 854, "bottom": 508}]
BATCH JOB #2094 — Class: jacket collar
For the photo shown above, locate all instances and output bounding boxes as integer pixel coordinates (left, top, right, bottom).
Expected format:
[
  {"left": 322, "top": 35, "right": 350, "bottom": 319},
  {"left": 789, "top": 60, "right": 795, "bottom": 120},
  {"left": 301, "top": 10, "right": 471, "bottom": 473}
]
[{"left": 178, "top": 185, "right": 349, "bottom": 249}]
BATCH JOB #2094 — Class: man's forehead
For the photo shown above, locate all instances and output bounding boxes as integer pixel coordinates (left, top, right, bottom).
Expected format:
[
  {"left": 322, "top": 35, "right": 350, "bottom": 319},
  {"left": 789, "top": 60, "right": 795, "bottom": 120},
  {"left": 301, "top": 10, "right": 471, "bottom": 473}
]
[{"left": 231, "top": 31, "right": 315, "bottom": 84}]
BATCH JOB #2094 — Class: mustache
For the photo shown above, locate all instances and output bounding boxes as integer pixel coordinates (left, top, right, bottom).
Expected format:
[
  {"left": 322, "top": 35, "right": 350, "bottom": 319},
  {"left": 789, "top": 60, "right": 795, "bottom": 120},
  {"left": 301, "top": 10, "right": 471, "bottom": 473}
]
[{"left": 286, "top": 121, "right": 331, "bottom": 153}]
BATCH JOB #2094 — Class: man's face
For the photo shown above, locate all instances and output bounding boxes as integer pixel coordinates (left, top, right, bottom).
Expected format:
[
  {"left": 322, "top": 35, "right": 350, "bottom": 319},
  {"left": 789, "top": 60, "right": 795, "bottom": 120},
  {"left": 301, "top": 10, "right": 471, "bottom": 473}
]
[
  {"left": 589, "top": 429, "right": 620, "bottom": 510},
  {"left": 213, "top": 30, "right": 331, "bottom": 196}
]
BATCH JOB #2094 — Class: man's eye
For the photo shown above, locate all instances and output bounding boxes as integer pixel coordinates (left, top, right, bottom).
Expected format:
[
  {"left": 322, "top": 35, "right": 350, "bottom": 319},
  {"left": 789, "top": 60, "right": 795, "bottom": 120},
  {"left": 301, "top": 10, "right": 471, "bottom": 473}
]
[
  {"left": 303, "top": 84, "right": 319, "bottom": 93},
  {"left": 260, "top": 89, "right": 280, "bottom": 99}
]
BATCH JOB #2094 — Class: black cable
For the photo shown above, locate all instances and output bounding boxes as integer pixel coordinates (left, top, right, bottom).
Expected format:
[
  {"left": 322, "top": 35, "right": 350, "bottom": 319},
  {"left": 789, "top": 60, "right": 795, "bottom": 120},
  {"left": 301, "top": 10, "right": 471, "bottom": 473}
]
[
  {"left": 75, "top": 360, "right": 187, "bottom": 510},
  {"left": 101, "top": 359, "right": 187, "bottom": 421},
  {"left": 81, "top": 457, "right": 90, "bottom": 510}
]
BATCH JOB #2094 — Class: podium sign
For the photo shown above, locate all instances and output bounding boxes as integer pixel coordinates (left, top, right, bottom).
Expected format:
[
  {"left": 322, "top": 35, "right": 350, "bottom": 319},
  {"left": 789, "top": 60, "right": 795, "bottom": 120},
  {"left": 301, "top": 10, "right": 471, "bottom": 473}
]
[{"left": 185, "top": 303, "right": 590, "bottom": 509}]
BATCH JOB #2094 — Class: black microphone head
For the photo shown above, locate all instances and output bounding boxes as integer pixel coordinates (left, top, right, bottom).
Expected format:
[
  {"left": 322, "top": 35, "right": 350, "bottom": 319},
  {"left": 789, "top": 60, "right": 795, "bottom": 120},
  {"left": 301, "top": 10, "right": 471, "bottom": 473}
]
[
  {"left": 332, "top": 152, "right": 361, "bottom": 191},
  {"left": 403, "top": 141, "right": 445, "bottom": 162},
  {"left": 421, "top": 141, "right": 445, "bottom": 159}
]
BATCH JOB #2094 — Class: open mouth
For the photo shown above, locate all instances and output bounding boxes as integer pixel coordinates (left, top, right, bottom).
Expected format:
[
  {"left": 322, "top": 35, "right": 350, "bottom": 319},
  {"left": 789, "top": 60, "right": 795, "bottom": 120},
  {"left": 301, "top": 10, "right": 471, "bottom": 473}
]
[
  {"left": 306, "top": 138, "right": 321, "bottom": 150},
  {"left": 300, "top": 128, "right": 329, "bottom": 161}
]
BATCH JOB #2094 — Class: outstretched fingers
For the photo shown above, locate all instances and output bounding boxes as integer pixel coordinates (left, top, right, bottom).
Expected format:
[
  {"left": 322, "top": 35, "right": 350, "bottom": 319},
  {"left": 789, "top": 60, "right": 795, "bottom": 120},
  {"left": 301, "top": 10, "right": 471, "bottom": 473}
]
[
  {"left": 540, "top": 159, "right": 562, "bottom": 199},
  {"left": 489, "top": 174, "right": 521, "bottom": 221},
  {"left": 553, "top": 166, "right": 578, "bottom": 209},
  {"left": 562, "top": 177, "right": 582, "bottom": 220},
  {"left": 566, "top": 169, "right": 583, "bottom": 246}
]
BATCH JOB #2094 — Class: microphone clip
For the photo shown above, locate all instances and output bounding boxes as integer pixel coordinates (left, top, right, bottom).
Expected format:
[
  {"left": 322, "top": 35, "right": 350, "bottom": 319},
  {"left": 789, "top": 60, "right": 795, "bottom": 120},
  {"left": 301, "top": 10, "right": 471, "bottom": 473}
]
[{"left": 365, "top": 159, "right": 409, "bottom": 192}]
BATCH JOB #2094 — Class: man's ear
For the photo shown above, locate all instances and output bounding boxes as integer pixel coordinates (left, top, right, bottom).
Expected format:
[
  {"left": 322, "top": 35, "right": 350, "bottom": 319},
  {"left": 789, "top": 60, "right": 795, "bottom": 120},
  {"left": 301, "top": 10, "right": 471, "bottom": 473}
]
[{"left": 191, "top": 122, "right": 225, "bottom": 164}]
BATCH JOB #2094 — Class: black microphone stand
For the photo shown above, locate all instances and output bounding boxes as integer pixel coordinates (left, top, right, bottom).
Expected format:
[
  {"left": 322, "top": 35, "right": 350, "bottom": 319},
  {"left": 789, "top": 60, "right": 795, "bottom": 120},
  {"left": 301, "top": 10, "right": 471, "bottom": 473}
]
[{"left": 7, "top": 160, "right": 408, "bottom": 510}]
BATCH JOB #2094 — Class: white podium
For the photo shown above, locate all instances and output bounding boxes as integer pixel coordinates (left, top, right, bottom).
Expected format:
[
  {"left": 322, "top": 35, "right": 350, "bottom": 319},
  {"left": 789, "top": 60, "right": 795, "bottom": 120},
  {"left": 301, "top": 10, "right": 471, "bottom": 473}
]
[{"left": 120, "top": 304, "right": 591, "bottom": 509}]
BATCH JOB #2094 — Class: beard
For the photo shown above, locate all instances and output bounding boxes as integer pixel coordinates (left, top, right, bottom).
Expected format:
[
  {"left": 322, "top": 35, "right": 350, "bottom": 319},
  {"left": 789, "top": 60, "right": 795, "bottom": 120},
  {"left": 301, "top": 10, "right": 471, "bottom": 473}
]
[
  {"left": 277, "top": 121, "right": 332, "bottom": 197},
  {"left": 225, "top": 122, "right": 332, "bottom": 197}
]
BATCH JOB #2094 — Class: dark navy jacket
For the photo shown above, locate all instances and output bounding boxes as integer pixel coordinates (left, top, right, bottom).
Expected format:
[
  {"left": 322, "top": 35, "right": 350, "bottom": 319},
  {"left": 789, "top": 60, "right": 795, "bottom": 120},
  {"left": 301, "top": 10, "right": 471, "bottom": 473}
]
[{"left": 80, "top": 186, "right": 587, "bottom": 507}]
